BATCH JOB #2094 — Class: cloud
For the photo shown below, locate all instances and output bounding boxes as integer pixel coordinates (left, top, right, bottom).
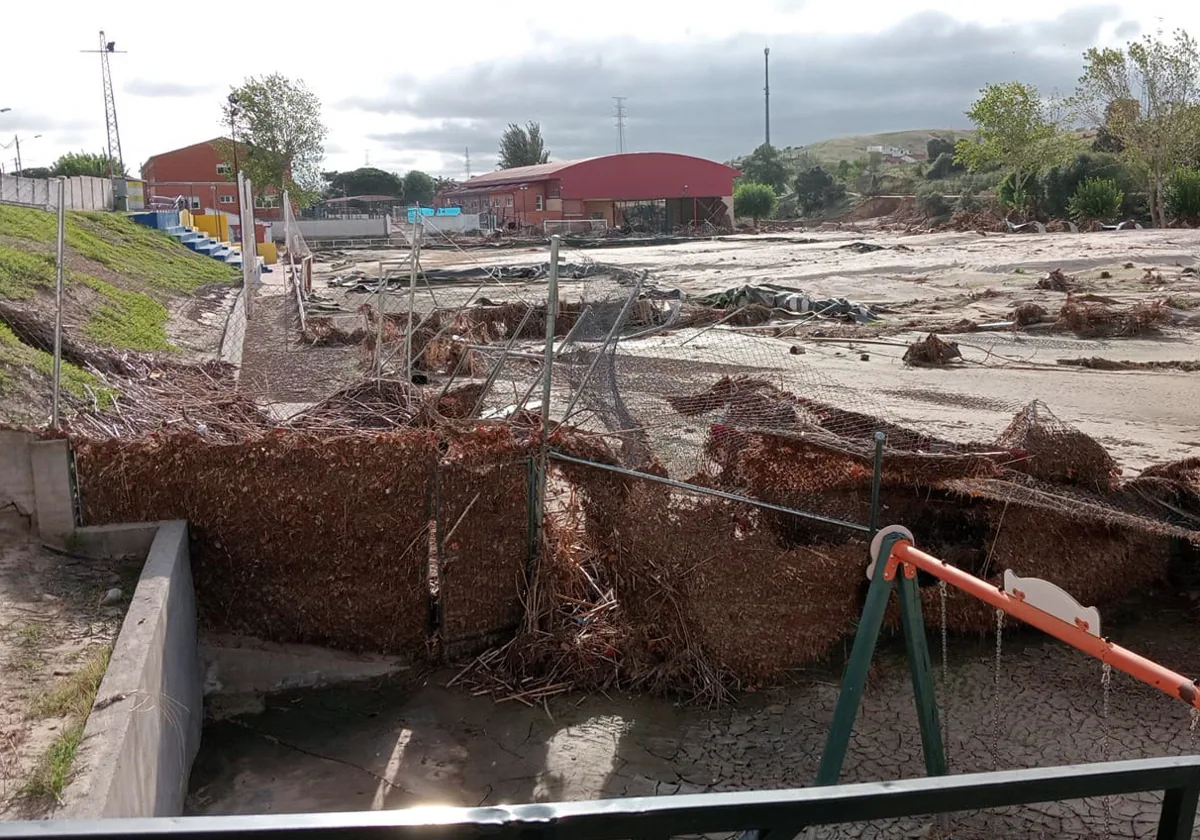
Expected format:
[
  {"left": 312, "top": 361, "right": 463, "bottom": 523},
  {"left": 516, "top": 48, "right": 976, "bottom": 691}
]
[
  {"left": 337, "top": 5, "right": 1120, "bottom": 175},
  {"left": 124, "top": 79, "right": 217, "bottom": 98}
]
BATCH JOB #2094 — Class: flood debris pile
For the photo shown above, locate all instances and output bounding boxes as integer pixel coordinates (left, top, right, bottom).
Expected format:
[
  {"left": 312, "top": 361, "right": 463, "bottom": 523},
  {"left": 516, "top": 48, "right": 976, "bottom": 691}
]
[
  {"left": 1054, "top": 295, "right": 1170, "bottom": 338},
  {"left": 68, "top": 367, "right": 1197, "bottom": 703},
  {"left": 902, "top": 333, "right": 963, "bottom": 366},
  {"left": 1037, "top": 268, "right": 1078, "bottom": 292}
]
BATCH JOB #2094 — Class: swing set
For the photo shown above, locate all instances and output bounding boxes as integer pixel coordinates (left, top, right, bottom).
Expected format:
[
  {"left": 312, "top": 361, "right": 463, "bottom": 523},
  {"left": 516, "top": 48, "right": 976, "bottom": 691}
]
[{"left": 817, "top": 524, "right": 1200, "bottom": 786}]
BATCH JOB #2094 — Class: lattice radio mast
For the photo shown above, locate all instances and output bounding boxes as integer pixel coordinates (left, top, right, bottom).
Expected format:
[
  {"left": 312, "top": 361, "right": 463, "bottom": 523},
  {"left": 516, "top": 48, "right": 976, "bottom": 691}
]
[
  {"left": 465, "top": 147, "right": 471, "bottom": 179},
  {"left": 613, "top": 97, "right": 627, "bottom": 153},
  {"left": 81, "top": 31, "right": 126, "bottom": 178}
]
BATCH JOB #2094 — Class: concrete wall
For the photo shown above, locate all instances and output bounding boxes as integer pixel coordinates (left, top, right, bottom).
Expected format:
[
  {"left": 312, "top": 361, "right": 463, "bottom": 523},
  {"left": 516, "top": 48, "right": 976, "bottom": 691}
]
[
  {"left": 62, "top": 520, "right": 203, "bottom": 818},
  {"left": 0, "top": 174, "right": 113, "bottom": 211},
  {"left": 0, "top": 429, "right": 37, "bottom": 528},
  {"left": 269, "top": 217, "right": 388, "bottom": 241}
]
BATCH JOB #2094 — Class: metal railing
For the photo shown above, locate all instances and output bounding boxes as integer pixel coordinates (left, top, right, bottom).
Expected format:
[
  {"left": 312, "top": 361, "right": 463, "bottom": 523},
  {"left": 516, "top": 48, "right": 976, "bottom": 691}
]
[{"left": 9, "top": 757, "right": 1199, "bottom": 839}]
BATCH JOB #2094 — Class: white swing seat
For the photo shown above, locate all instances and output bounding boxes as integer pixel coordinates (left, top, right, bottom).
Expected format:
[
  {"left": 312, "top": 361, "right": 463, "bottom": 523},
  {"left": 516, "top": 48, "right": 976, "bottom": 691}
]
[{"left": 1003, "top": 570, "right": 1102, "bottom": 637}]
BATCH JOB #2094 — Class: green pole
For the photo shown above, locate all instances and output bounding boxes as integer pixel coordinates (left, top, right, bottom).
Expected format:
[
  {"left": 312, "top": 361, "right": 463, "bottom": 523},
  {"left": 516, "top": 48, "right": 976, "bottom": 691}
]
[
  {"left": 816, "top": 533, "right": 901, "bottom": 786},
  {"left": 898, "top": 572, "right": 948, "bottom": 777}
]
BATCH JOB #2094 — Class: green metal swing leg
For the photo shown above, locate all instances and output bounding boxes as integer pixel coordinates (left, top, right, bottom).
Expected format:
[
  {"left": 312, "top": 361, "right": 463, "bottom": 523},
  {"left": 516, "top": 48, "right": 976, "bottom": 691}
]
[{"left": 816, "top": 534, "right": 947, "bottom": 786}]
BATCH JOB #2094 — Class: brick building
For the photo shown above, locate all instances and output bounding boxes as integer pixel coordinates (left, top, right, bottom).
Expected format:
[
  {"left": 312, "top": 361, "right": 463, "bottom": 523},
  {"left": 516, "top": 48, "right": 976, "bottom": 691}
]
[
  {"left": 436, "top": 152, "right": 740, "bottom": 231},
  {"left": 139, "top": 137, "right": 284, "bottom": 221}
]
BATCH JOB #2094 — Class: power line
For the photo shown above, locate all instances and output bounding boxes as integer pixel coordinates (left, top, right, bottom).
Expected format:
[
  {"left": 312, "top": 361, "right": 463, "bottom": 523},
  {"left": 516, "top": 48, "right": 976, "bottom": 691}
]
[
  {"left": 613, "top": 96, "right": 627, "bottom": 154},
  {"left": 81, "top": 31, "right": 126, "bottom": 178}
]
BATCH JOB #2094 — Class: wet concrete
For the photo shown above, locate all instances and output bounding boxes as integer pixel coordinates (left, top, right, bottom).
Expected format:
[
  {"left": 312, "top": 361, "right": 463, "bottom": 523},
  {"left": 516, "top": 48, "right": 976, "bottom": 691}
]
[{"left": 187, "top": 604, "right": 1200, "bottom": 838}]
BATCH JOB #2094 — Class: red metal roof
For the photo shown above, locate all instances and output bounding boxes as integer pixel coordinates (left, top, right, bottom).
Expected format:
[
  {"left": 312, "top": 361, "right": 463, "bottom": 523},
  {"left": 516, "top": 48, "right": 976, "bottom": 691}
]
[{"left": 457, "top": 159, "right": 593, "bottom": 187}]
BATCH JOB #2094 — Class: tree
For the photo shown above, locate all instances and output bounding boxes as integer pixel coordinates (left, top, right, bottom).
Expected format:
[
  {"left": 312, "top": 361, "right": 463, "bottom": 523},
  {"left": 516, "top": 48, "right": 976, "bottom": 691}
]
[
  {"left": 327, "top": 167, "right": 403, "bottom": 198},
  {"left": 402, "top": 170, "right": 436, "bottom": 206},
  {"left": 17, "top": 166, "right": 51, "bottom": 179},
  {"left": 793, "top": 166, "right": 846, "bottom": 216},
  {"left": 1068, "top": 177, "right": 1125, "bottom": 223},
  {"left": 50, "top": 150, "right": 126, "bottom": 178},
  {"left": 1074, "top": 29, "right": 1200, "bottom": 227},
  {"left": 220, "top": 74, "right": 328, "bottom": 207},
  {"left": 498, "top": 122, "right": 549, "bottom": 169},
  {"left": 738, "top": 144, "right": 789, "bottom": 193},
  {"left": 926, "top": 136, "right": 957, "bottom": 161},
  {"left": 1042, "top": 152, "right": 1132, "bottom": 218},
  {"left": 955, "top": 82, "right": 1070, "bottom": 217},
  {"left": 733, "top": 182, "right": 777, "bottom": 224}
]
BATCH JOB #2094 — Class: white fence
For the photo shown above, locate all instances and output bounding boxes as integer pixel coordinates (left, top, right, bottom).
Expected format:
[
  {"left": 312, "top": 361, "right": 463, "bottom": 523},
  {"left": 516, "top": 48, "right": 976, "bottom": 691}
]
[
  {"left": 0, "top": 174, "right": 114, "bottom": 211},
  {"left": 269, "top": 217, "right": 388, "bottom": 241},
  {"left": 387, "top": 213, "right": 481, "bottom": 236}
]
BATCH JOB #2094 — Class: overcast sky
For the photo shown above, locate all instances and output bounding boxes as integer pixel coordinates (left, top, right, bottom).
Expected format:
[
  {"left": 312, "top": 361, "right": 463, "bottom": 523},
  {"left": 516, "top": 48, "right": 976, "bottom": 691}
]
[{"left": 1, "top": 1, "right": 1196, "bottom": 180}]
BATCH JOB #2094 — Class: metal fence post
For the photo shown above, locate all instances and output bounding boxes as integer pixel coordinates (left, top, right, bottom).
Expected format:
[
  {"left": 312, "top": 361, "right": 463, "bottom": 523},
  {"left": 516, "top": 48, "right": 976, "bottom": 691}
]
[
  {"left": 51, "top": 177, "right": 66, "bottom": 429},
  {"left": 531, "top": 236, "right": 561, "bottom": 553}
]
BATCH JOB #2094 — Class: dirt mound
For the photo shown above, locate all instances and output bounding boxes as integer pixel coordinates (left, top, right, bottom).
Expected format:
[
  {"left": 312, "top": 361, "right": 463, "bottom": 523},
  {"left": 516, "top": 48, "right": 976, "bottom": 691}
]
[
  {"left": 937, "top": 209, "right": 1008, "bottom": 233},
  {"left": 842, "top": 196, "right": 905, "bottom": 222},
  {"left": 1011, "top": 302, "right": 1049, "bottom": 326}
]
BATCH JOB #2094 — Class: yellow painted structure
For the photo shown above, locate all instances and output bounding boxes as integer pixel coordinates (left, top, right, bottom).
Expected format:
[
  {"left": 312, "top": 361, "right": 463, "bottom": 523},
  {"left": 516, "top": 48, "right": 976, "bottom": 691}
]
[
  {"left": 256, "top": 241, "right": 278, "bottom": 265},
  {"left": 191, "top": 213, "right": 231, "bottom": 241},
  {"left": 179, "top": 209, "right": 193, "bottom": 227}
]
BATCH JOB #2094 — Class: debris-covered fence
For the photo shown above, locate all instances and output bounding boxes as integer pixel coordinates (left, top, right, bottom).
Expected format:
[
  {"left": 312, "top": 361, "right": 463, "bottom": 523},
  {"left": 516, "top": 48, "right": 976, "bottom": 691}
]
[{"left": 74, "top": 428, "right": 537, "bottom": 660}]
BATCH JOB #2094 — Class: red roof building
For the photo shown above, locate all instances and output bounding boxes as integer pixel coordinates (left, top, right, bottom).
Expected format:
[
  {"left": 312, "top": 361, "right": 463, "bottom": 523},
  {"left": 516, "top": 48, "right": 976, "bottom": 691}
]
[
  {"left": 140, "top": 137, "right": 285, "bottom": 221},
  {"left": 436, "top": 152, "right": 740, "bottom": 232}
]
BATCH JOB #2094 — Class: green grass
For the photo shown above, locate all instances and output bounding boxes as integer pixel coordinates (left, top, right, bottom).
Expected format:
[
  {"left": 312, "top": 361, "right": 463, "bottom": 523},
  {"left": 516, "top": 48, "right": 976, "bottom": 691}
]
[
  {"left": 78, "top": 276, "right": 175, "bottom": 352},
  {"left": 32, "top": 645, "right": 112, "bottom": 720},
  {"left": 22, "top": 645, "right": 112, "bottom": 806},
  {"left": 6, "top": 621, "right": 50, "bottom": 674},
  {"left": 0, "top": 323, "right": 113, "bottom": 405},
  {"left": 0, "top": 245, "right": 58, "bottom": 299},
  {"left": 22, "top": 722, "right": 85, "bottom": 804},
  {"left": 0, "top": 204, "right": 235, "bottom": 294}
]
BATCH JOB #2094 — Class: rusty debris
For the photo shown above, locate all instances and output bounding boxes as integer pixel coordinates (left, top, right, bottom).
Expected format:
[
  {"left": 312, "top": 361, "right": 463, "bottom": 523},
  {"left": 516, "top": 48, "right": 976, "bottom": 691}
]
[{"left": 1037, "top": 268, "right": 1077, "bottom": 292}]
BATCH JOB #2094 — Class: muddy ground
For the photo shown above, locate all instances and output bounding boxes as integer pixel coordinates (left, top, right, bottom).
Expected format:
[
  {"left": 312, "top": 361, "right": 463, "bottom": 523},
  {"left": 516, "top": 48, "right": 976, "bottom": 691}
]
[
  {"left": 262, "top": 228, "right": 1200, "bottom": 473},
  {"left": 189, "top": 593, "right": 1200, "bottom": 838},
  {"left": 0, "top": 514, "right": 137, "bottom": 818}
]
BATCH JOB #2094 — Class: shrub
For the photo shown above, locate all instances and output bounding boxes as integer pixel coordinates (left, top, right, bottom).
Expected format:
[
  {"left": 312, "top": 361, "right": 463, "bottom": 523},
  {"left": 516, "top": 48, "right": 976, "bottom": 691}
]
[
  {"left": 915, "top": 183, "right": 951, "bottom": 218},
  {"left": 794, "top": 166, "right": 846, "bottom": 217},
  {"left": 733, "top": 182, "right": 778, "bottom": 224},
  {"left": 1068, "top": 177, "right": 1124, "bottom": 224},
  {"left": 1165, "top": 167, "right": 1200, "bottom": 224},
  {"left": 1043, "top": 152, "right": 1131, "bottom": 219},
  {"left": 926, "top": 152, "right": 959, "bottom": 180},
  {"left": 997, "top": 172, "right": 1044, "bottom": 217},
  {"left": 955, "top": 189, "right": 983, "bottom": 213}
]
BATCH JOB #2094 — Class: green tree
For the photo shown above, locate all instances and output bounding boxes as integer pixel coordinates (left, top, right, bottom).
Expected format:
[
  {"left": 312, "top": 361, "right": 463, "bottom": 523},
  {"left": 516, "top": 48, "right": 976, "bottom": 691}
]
[
  {"left": 955, "top": 82, "right": 1069, "bottom": 217},
  {"left": 402, "top": 170, "right": 436, "bottom": 206},
  {"left": 1073, "top": 29, "right": 1200, "bottom": 227},
  {"left": 327, "top": 167, "right": 403, "bottom": 198},
  {"left": 1068, "top": 177, "right": 1125, "bottom": 223},
  {"left": 1164, "top": 166, "right": 1200, "bottom": 223},
  {"left": 793, "top": 166, "right": 846, "bottom": 216},
  {"left": 737, "top": 143, "right": 789, "bottom": 193},
  {"left": 498, "top": 122, "right": 549, "bottom": 169},
  {"left": 220, "top": 74, "right": 328, "bottom": 208},
  {"left": 733, "top": 182, "right": 778, "bottom": 224},
  {"left": 926, "top": 136, "right": 957, "bottom": 161},
  {"left": 1042, "top": 152, "right": 1133, "bottom": 218},
  {"left": 50, "top": 151, "right": 126, "bottom": 178}
]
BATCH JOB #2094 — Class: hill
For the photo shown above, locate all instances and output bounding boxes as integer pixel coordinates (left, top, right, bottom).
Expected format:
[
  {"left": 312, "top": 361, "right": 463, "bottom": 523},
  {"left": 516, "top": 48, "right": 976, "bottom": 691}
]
[
  {"left": 789, "top": 129, "right": 974, "bottom": 165},
  {"left": 732, "top": 129, "right": 975, "bottom": 168},
  {"left": 0, "top": 204, "right": 237, "bottom": 423}
]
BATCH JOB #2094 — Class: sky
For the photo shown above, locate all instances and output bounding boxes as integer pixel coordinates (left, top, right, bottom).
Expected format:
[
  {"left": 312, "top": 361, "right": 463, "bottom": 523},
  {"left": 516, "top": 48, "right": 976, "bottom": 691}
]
[{"left": 1, "top": 1, "right": 1197, "bottom": 181}]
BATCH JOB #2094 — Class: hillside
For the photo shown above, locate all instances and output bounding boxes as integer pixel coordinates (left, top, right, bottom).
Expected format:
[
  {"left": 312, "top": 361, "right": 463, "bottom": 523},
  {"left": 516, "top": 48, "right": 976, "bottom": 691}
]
[
  {"left": 732, "top": 129, "right": 975, "bottom": 168},
  {"left": 0, "top": 204, "right": 237, "bottom": 423}
]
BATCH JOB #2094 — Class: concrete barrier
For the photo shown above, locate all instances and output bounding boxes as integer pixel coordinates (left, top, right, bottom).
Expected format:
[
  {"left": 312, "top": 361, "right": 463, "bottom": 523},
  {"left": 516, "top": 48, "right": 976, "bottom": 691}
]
[
  {"left": 62, "top": 520, "right": 203, "bottom": 818},
  {"left": 0, "top": 429, "right": 37, "bottom": 528}
]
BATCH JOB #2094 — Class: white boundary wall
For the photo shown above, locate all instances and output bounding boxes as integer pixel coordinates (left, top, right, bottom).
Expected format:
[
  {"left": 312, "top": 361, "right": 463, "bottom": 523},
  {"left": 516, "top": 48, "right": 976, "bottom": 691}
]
[{"left": 0, "top": 174, "right": 114, "bottom": 211}]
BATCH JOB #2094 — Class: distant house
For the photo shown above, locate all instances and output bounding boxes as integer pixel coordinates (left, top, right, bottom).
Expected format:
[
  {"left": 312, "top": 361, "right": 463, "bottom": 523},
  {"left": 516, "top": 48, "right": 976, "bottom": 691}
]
[
  {"left": 140, "top": 137, "right": 286, "bottom": 221},
  {"left": 867, "top": 144, "right": 911, "bottom": 159}
]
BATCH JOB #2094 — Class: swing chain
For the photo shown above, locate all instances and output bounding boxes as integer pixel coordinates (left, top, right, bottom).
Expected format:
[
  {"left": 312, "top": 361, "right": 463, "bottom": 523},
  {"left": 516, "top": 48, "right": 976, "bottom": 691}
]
[
  {"left": 1189, "top": 707, "right": 1198, "bottom": 754},
  {"left": 1100, "top": 662, "right": 1114, "bottom": 833},
  {"left": 939, "top": 579, "right": 949, "bottom": 770},
  {"left": 992, "top": 608, "right": 1004, "bottom": 768}
]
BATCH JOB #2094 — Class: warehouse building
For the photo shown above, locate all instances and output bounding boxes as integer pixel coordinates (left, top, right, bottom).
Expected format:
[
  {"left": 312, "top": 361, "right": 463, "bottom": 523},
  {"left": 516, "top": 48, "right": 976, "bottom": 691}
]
[{"left": 436, "top": 152, "right": 739, "bottom": 232}]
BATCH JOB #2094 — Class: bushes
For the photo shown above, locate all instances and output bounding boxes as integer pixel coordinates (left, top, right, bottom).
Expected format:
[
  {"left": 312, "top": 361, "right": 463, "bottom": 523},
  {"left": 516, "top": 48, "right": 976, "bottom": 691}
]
[
  {"left": 915, "top": 183, "right": 951, "bottom": 218},
  {"left": 1043, "top": 152, "right": 1132, "bottom": 219},
  {"left": 733, "top": 182, "right": 778, "bottom": 224},
  {"left": 1068, "top": 178, "right": 1124, "bottom": 224},
  {"left": 794, "top": 166, "right": 846, "bottom": 217},
  {"left": 1165, "top": 167, "right": 1200, "bottom": 224}
]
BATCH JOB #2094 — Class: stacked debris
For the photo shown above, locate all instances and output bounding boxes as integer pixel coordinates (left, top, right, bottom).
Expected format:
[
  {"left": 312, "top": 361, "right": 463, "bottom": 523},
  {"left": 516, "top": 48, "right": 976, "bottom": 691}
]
[
  {"left": 1011, "top": 302, "right": 1049, "bottom": 327},
  {"left": 995, "top": 400, "right": 1120, "bottom": 491},
  {"left": 902, "top": 333, "right": 963, "bottom": 366},
  {"left": 1054, "top": 295, "right": 1169, "bottom": 337},
  {"left": 1037, "top": 269, "right": 1077, "bottom": 292}
]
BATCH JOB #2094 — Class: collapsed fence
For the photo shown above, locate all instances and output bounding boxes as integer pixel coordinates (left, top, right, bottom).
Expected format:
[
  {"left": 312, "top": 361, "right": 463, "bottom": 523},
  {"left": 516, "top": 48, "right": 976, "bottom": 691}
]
[{"left": 35, "top": 231, "right": 1198, "bottom": 703}]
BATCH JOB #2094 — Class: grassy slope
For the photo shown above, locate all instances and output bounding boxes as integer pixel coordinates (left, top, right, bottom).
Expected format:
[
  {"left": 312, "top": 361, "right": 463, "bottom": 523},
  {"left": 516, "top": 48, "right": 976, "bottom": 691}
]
[
  {"left": 0, "top": 204, "right": 236, "bottom": 418},
  {"left": 787, "top": 129, "right": 975, "bottom": 165}
]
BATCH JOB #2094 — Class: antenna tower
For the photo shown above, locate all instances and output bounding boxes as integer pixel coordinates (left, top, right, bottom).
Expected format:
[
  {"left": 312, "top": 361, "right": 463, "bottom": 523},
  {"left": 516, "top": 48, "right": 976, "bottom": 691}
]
[
  {"left": 465, "top": 147, "right": 471, "bottom": 179},
  {"left": 764, "top": 47, "right": 771, "bottom": 147},
  {"left": 613, "top": 97, "right": 627, "bottom": 153},
  {"left": 81, "top": 31, "right": 126, "bottom": 178}
]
